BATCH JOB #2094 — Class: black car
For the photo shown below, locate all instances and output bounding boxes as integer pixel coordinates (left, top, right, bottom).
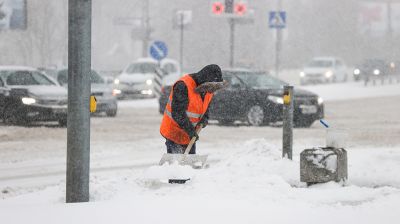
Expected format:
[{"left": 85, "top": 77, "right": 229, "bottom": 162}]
[
  {"left": 353, "top": 59, "right": 389, "bottom": 81},
  {"left": 0, "top": 66, "right": 68, "bottom": 126},
  {"left": 159, "top": 70, "right": 324, "bottom": 127}
]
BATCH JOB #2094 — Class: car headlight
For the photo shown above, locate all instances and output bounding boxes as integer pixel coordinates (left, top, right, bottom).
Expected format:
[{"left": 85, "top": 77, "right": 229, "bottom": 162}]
[
  {"left": 373, "top": 69, "right": 380, "bottom": 75},
  {"left": 114, "top": 79, "right": 120, "bottom": 85},
  {"left": 22, "top": 97, "right": 36, "bottom": 105},
  {"left": 146, "top": 79, "right": 153, "bottom": 85},
  {"left": 390, "top": 62, "right": 395, "bottom": 69},
  {"left": 325, "top": 70, "right": 333, "bottom": 78},
  {"left": 300, "top": 72, "right": 305, "bottom": 78},
  {"left": 354, "top": 69, "right": 360, "bottom": 75},
  {"left": 268, "top": 95, "right": 284, "bottom": 104},
  {"left": 318, "top": 97, "right": 324, "bottom": 105},
  {"left": 112, "top": 89, "right": 121, "bottom": 96}
]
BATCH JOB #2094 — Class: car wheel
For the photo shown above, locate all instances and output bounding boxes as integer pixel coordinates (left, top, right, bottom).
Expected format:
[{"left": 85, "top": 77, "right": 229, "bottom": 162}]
[
  {"left": 294, "top": 118, "right": 315, "bottom": 128},
  {"left": 58, "top": 118, "right": 67, "bottom": 127},
  {"left": 106, "top": 110, "right": 117, "bottom": 117},
  {"left": 218, "top": 119, "right": 234, "bottom": 126},
  {"left": 3, "top": 106, "right": 25, "bottom": 125},
  {"left": 247, "top": 105, "right": 265, "bottom": 126}
]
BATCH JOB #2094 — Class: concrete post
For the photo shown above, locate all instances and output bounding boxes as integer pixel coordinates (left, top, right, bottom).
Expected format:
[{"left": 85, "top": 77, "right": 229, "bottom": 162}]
[
  {"left": 282, "top": 86, "right": 293, "bottom": 160},
  {"left": 66, "top": 0, "right": 92, "bottom": 203}
]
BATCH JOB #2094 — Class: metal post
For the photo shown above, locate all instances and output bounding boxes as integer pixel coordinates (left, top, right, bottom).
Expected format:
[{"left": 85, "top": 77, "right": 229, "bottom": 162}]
[
  {"left": 66, "top": 0, "right": 92, "bottom": 203},
  {"left": 142, "top": 0, "right": 150, "bottom": 57},
  {"left": 179, "top": 12, "right": 184, "bottom": 70},
  {"left": 275, "top": 0, "right": 283, "bottom": 77},
  {"left": 275, "top": 29, "right": 282, "bottom": 77},
  {"left": 229, "top": 18, "right": 235, "bottom": 67},
  {"left": 282, "top": 85, "right": 293, "bottom": 160}
]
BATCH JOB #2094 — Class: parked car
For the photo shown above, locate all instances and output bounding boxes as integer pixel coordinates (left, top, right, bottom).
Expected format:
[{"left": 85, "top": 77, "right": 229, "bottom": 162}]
[
  {"left": 0, "top": 66, "right": 67, "bottom": 126},
  {"left": 159, "top": 69, "right": 324, "bottom": 127},
  {"left": 300, "top": 57, "right": 348, "bottom": 85},
  {"left": 54, "top": 69, "right": 118, "bottom": 117},
  {"left": 353, "top": 59, "right": 389, "bottom": 82},
  {"left": 113, "top": 58, "right": 180, "bottom": 99}
]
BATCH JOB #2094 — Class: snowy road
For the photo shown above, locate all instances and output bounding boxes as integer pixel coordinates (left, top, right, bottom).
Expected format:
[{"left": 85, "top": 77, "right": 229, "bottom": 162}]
[{"left": 1, "top": 82, "right": 400, "bottom": 223}]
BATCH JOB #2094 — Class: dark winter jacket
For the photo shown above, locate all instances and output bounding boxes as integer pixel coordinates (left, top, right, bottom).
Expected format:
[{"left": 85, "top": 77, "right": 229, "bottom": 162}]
[{"left": 171, "top": 64, "right": 223, "bottom": 139}]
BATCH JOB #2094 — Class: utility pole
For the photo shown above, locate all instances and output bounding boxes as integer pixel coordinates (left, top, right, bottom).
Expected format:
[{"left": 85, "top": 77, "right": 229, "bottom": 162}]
[
  {"left": 66, "top": 0, "right": 91, "bottom": 203},
  {"left": 142, "top": 0, "right": 150, "bottom": 57}
]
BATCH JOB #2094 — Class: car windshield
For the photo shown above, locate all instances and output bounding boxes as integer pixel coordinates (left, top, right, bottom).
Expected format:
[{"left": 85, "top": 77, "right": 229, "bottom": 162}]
[
  {"left": 0, "top": 70, "right": 56, "bottom": 86},
  {"left": 226, "top": 71, "right": 287, "bottom": 88},
  {"left": 307, "top": 60, "right": 333, "bottom": 67},
  {"left": 57, "top": 69, "right": 105, "bottom": 85},
  {"left": 126, "top": 63, "right": 157, "bottom": 74}
]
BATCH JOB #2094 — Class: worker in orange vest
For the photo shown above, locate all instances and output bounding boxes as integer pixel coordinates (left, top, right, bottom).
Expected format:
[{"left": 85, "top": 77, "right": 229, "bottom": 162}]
[{"left": 160, "top": 64, "right": 223, "bottom": 154}]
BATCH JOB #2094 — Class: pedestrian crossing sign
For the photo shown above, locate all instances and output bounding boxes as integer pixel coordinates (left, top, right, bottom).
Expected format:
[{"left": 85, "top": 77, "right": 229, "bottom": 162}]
[{"left": 269, "top": 11, "right": 286, "bottom": 29}]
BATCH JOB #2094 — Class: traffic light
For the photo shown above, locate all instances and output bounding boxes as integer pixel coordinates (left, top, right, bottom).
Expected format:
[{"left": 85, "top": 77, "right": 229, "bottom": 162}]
[
  {"left": 212, "top": 1, "right": 224, "bottom": 15},
  {"left": 211, "top": 0, "right": 248, "bottom": 17},
  {"left": 234, "top": 2, "right": 247, "bottom": 16}
]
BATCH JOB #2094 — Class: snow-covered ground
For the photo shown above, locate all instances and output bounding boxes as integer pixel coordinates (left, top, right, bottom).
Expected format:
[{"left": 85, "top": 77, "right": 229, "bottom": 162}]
[{"left": 1, "top": 81, "right": 400, "bottom": 223}]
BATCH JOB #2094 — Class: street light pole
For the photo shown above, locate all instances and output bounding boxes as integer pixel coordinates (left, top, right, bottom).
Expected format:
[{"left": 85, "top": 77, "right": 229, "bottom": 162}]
[{"left": 66, "top": 0, "right": 92, "bottom": 203}]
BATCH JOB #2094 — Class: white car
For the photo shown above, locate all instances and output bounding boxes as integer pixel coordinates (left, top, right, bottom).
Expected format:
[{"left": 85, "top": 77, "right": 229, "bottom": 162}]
[
  {"left": 114, "top": 58, "right": 180, "bottom": 99},
  {"left": 300, "top": 57, "right": 348, "bottom": 85}
]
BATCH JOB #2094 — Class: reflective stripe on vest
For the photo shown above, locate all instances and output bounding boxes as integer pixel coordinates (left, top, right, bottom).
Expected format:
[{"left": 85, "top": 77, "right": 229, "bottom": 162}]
[
  {"left": 167, "top": 99, "right": 203, "bottom": 119},
  {"left": 164, "top": 109, "right": 199, "bottom": 126}
]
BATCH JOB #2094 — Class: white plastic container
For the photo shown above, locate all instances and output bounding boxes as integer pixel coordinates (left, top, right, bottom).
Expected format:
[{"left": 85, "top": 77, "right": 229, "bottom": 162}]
[{"left": 326, "top": 128, "right": 347, "bottom": 148}]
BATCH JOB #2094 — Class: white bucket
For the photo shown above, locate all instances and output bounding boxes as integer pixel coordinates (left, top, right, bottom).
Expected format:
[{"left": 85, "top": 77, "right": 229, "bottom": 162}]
[{"left": 326, "top": 129, "right": 347, "bottom": 148}]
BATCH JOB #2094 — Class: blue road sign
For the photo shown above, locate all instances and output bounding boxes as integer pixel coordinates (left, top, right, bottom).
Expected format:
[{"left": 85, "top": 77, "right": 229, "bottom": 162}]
[
  {"left": 150, "top": 41, "right": 168, "bottom": 61},
  {"left": 269, "top": 11, "right": 286, "bottom": 29}
]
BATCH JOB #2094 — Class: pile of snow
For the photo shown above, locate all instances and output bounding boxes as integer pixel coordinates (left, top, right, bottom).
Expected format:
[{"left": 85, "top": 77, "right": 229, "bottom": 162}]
[
  {"left": 144, "top": 162, "right": 194, "bottom": 181},
  {"left": 1, "top": 139, "right": 400, "bottom": 223}
]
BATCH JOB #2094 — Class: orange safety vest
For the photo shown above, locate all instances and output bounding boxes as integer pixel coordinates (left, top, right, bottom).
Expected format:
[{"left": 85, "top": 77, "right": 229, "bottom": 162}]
[{"left": 160, "top": 75, "right": 213, "bottom": 145}]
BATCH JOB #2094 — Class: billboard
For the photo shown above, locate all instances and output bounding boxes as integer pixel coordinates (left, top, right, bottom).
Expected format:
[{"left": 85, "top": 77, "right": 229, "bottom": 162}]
[
  {"left": 0, "top": 0, "right": 27, "bottom": 30},
  {"left": 358, "top": 2, "right": 400, "bottom": 36}
]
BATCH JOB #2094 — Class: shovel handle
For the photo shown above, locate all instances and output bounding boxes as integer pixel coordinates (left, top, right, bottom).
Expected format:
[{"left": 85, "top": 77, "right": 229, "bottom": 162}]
[{"left": 183, "top": 126, "right": 202, "bottom": 155}]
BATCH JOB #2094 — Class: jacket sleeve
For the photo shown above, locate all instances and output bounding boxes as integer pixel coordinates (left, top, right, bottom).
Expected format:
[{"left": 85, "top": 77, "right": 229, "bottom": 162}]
[{"left": 171, "top": 81, "right": 197, "bottom": 138}]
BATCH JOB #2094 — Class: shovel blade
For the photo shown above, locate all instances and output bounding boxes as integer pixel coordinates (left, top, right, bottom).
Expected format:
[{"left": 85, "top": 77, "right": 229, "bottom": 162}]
[{"left": 159, "top": 153, "right": 208, "bottom": 169}]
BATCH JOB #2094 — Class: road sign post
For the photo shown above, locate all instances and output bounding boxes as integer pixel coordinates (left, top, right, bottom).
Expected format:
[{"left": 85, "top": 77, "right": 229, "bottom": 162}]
[
  {"left": 67, "top": 0, "right": 92, "bottom": 203},
  {"left": 269, "top": 10, "right": 286, "bottom": 77},
  {"left": 150, "top": 41, "right": 168, "bottom": 98}
]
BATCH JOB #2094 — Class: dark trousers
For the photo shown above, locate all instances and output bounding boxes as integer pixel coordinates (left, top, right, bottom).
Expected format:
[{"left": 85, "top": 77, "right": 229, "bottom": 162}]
[{"left": 165, "top": 139, "right": 196, "bottom": 154}]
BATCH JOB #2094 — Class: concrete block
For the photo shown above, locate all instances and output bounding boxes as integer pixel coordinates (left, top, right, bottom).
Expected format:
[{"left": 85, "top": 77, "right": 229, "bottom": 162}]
[{"left": 300, "top": 147, "right": 347, "bottom": 185}]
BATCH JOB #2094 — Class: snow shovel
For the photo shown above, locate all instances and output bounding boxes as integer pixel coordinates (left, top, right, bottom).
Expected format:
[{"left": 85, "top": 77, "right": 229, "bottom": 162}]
[{"left": 159, "top": 126, "right": 208, "bottom": 169}]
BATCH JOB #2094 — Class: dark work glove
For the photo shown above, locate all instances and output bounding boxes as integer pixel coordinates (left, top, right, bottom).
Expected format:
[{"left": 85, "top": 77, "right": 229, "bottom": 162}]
[{"left": 189, "top": 131, "right": 199, "bottom": 141}]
